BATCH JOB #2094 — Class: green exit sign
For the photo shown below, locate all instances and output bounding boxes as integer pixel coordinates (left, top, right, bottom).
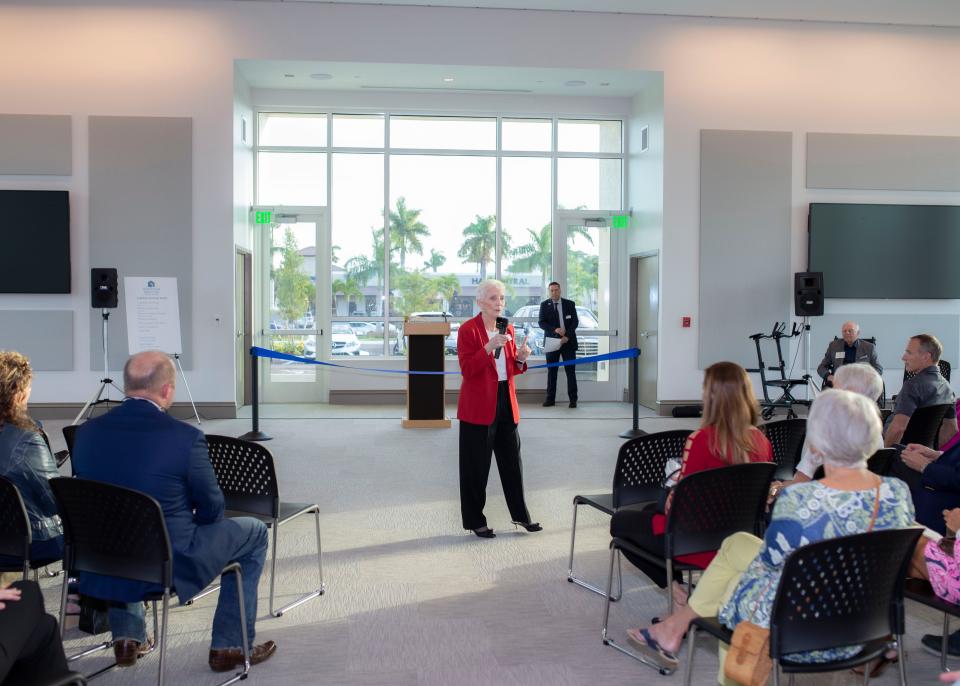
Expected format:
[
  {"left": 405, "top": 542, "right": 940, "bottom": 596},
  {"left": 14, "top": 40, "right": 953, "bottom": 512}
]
[
  {"left": 254, "top": 210, "right": 272, "bottom": 224},
  {"left": 611, "top": 214, "right": 629, "bottom": 229}
]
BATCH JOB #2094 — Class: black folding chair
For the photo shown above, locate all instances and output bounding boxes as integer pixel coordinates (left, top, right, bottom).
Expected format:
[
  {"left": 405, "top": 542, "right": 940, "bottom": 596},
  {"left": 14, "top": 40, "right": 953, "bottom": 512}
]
[
  {"left": 0, "top": 476, "right": 61, "bottom": 581},
  {"left": 567, "top": 430, "right": 692, "bottom": 600},
  {"left": 49, "top": 477, "right": 250, "bottom": 686},
  {"left": 760, "top": 419, "right": 806, "bottom": 481},
  {"left": 682, "top": 528, "right": 922, "bottom": 686},
  {"left": 201, "top": 435, "right": 324, "bottom": 617},
  {"left": 601, "top": 462, "right": 776, "bottom": 673},
  {"left": 900, "top": 403, "right": 951, "bottom": 448},
  {"left": 904, "top": 577, "right": 960, "bottom": 672}
]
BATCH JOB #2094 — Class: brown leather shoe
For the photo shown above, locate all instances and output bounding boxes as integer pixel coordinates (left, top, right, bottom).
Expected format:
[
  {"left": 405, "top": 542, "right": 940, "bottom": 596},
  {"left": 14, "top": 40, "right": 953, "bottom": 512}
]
[
  {"left": 113, "top": 638, "right": 153, "bottom": 667},
  {"left": 208, "top": 640, "right": 277, "bottom": 672}
]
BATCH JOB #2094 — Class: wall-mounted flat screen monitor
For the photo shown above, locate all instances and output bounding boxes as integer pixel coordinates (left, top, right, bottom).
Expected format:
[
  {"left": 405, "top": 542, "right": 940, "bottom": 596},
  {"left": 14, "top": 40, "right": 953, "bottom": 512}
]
[
  {"left": 808, "top": 202, "right": 960, "bottom": 299},
  {"left": 0, "top": 190, "right": 71, "bottom": 293}
]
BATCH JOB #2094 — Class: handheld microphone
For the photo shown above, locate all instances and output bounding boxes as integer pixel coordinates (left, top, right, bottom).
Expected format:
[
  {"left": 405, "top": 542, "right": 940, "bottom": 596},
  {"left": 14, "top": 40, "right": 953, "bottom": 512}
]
[{"left": 494, "top": 316, "right": 508, "bottom": 359}]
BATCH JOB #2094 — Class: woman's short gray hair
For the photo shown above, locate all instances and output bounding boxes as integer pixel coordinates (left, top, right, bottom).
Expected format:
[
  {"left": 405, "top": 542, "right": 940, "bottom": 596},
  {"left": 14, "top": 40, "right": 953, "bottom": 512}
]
[
  {"left": 475, "top": 278, "right": 505, "bottom": 301},
  {"left": 807, "top": 389, "right": 882, "bottom": 468},
  {"left": 833, "top": 363, "right": 883, "bottom": 401}
]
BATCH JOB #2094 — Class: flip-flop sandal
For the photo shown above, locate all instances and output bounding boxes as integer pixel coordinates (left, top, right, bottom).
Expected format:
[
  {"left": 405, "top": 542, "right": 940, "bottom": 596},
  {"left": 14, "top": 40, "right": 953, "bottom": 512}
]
[
  {"left": 626, "top": 627, "right": 680, "bottom": 670},
  {"left": 651, "top": 617, "right": 687, "bottom": 639}
]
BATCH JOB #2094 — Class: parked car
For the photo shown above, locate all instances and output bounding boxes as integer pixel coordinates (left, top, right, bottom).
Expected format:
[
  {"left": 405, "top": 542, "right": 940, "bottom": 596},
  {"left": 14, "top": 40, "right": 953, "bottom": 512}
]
[
  {"left": 346, "top": 321, "right": 377, "bottom": 337},
  {"left": 511, "top": 304, "right": 600, "bottom": 356},
  {"left": 407, "top": 311, "right": 459, "bottom": 355},
  {"left": 303, "top": 338, "right": 316, "bottom": 359},
  {"left": 331, "top": 324, "right": 362, "bottom": 355}
]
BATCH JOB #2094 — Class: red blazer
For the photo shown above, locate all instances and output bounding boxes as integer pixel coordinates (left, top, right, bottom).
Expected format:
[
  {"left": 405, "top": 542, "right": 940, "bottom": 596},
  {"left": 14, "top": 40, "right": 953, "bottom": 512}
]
[{"left": 457, "top": 313, "right": 527, "bottom": 425}]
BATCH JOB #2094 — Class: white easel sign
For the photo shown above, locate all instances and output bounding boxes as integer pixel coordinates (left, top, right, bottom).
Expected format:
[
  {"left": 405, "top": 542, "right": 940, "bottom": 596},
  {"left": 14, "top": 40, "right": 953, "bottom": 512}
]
[{"left": 124, "top": 277, "right": 183, "bottom": 356}]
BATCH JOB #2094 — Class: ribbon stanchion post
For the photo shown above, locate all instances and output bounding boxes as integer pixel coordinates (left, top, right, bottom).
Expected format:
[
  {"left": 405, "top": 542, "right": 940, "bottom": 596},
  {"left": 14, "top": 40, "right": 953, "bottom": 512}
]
[
  {"left": 619, "top": 349, "right": 646, "bottom": 439},
  {"left": 239, "top": 346, "right": 272, "bottom": 442}
]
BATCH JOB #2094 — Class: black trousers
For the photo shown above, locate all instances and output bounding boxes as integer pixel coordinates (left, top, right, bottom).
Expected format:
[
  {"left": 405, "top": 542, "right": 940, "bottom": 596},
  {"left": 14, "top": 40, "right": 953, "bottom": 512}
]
[
  {"left": 609, "top": 502, "right": 679, "bottom": 589},
  {"left": 0, "top": 580, "right": 71, "bottom": 686},
  {"left": 459, "top": 381, "right": 532, "bottom": 530},
  {"left": 545, "top": 345, "right": 578, "bottom": 402}
]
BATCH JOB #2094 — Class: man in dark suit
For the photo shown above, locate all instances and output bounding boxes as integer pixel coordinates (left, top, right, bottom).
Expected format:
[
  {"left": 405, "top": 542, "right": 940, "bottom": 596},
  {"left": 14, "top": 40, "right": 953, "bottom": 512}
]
[
  {"left": 538, "top": 281, "right": 579, "bottom": 408},
  {"left": 816, "top": 321, "right": 882, "bottom": 388},
  {"left": 72, "top": 351, "right": 277, "bottom": 673}
]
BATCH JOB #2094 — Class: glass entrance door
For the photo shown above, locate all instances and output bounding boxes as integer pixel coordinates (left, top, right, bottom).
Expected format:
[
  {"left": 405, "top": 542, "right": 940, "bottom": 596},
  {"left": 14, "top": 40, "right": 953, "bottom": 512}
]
[
  {"left": 255, "top": 207, "right": 329, "bottom": 403},
  {"left": 555, "top": 211, "right": 619, "bottom": 388}
]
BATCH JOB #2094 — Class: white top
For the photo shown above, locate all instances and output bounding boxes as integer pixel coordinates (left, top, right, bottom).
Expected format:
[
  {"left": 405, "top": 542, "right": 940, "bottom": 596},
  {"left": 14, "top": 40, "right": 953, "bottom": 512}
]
[
  {"left": 487, "top": 329, "right": 508, "bottom": 381},
  {"left": 794, "top": 440, "right": 821, "bottom": 478}
]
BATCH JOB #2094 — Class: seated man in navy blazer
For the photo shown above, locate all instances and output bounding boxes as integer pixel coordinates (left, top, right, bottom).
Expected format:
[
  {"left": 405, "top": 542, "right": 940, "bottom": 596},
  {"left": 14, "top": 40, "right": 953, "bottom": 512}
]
[
  {"left": 72, "top": 351, "right": 276, "bottom": 673},
  {"left": 538, "top": 281, "right": 579, "bottom": 408}
]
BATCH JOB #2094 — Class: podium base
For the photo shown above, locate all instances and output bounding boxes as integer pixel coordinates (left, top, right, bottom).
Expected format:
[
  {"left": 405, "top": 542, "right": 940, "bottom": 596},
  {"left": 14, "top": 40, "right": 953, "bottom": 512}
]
[
  {"left": 618, "top": 428, "right": 648, "bottom": 439},
  {"left": 238, "top": 430, "right": 273, "bottom": 441},
  {"left": 401, "top": 418, "right": 452, "bottom": 429}
]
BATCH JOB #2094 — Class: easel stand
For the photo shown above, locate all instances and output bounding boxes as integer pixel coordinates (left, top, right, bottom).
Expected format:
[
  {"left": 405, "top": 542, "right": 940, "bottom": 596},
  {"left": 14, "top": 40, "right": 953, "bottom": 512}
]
[
  {"left": 74, "top": 310, "right": 124, "bottom": 424},
  {"left": 172, "top": 353, "right": 201, "bottom": 424}
]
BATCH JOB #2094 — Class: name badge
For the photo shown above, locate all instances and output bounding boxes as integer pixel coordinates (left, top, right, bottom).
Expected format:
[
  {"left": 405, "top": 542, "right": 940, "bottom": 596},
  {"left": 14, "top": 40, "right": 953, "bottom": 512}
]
[{"left": 835, "top": 352, "right": 845, "bottom": 359}]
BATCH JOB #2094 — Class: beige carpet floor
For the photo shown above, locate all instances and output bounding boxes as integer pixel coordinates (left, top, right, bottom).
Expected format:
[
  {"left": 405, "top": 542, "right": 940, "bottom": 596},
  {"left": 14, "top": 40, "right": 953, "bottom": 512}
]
[{"left": 33, "top": 403, "right": 950, "bottom": 685}]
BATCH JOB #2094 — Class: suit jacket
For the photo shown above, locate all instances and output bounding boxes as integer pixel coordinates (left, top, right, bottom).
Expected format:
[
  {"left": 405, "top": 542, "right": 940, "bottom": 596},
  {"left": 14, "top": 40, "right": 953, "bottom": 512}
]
[
  {"left": 457, "top": 313, "right": 526, "bottom": 425},
  {"left": 538, "top": 297, "right": 579, "bottom": 351},
  {"left": 72, "top": 399, "right": 247, "bottom": 603},
  {"left": 915, "top": 442, "right": 960, "bottom": 534},
  {"left": 816, "top": 338, "right": 882, "bottom": 380}
]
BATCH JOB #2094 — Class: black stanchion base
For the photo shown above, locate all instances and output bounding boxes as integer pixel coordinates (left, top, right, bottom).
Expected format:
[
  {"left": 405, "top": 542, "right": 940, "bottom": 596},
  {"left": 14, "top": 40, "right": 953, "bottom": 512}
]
[
  {"left": 238, "top": 430, "right": 273, "bottom": 442},
  {"left": 619, "top": 428, "right": 648, "bottom": 439}
]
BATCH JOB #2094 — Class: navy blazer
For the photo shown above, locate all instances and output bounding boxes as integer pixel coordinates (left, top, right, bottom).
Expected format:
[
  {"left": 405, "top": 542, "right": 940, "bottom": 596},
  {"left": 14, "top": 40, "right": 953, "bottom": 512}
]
[
  {"left": 538, "top": 297, "right": 579, "bottom": 351},
  {"left": 915, "top": 442, "right": 960, "bottom": 534},
  {"left": 72, "top": 399, "right": 246, "bottom": 602}
]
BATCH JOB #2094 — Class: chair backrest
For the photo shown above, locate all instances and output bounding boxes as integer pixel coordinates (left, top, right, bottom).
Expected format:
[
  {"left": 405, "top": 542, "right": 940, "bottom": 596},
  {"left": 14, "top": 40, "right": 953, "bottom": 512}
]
[
  {"left": 903, "top": 359, "right": 952, "bottom": 383},
  {"left": 866, "top": 448, "right": 896, "bottom": 476},
  {"left": 665, "top": 462, "right": 776, "bottom": 558},
  {"left": 760, "top": 419, "right": 806, "bottom": 481},
  {"left": 49, "top": 477, "right": 172, "bottom": 588},
  {"left": 769, "top": 528, "right": 922, "bottom": 658},
  {"left": 205, "top": 434, "right": 279, "bottom": 518},
  {"left": 901, "top": 403, "right": 951, "bottom": 447},
  {"left": 0, "top": 476, "right": 31, "bottom": 573},
  {"left": 612, "top": 430, "right": 693, "bottom": 508}
]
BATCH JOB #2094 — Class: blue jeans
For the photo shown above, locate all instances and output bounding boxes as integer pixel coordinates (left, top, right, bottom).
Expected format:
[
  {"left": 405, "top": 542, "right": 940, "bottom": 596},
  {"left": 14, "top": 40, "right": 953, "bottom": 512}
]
[{"left": 108, "top": 517, "right": 268, "bottom": 649}]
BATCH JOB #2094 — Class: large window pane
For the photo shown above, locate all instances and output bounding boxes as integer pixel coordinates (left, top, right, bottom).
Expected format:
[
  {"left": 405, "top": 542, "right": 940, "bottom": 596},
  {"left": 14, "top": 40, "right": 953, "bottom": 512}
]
[
  {"left": 558, "top": 119, "right": 622, "bottom": 153},
  {"left": 390, "top": 116, "right": 496, "bottom": 150},
  {"left": 332, "top": 114, "right": 384, "bottom": 148},
  {"left": 567, "top": 225, "right": 610, "bottom": 382},
  {"left": 331, "top": 153, "right": 385, "bottom": 356},
  {"left": 388, "top": 155, "right": 496, "bottom": 355},
  {"left": 257, "top": 152, "right": 327, "bottom": 206},
  {"left": 258, "top": 113, "right": 327, "bottom": 147},
  {"left": 501, "top": 157, "right": 551, "bottom": 353},
  {"left": 267, "top": 220, "right": 317, "bottom": 382},
  {"left": 502, "top": 118, "right": 551, "bottom": 152},
  {"left": 557, "top": 158, "right": 622, "bottom": 211}
]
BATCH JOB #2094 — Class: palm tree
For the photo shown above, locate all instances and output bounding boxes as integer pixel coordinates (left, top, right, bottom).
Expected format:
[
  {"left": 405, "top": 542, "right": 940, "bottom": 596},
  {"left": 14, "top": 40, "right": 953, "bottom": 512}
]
[
  {"left": 331, "top": 277, "right": 363, "bottom": 314},
  {"left": 458, "top": 214, "right": 506, "bottom": 281},
  {"left": 423, "top": 248, "right": 446, "bottom": 273},
  {"left": 387, "top": 197, "right": 429, "bottom": 271},
  {"left": 509, "top": 223, "right": 593, "bottom": 292}
]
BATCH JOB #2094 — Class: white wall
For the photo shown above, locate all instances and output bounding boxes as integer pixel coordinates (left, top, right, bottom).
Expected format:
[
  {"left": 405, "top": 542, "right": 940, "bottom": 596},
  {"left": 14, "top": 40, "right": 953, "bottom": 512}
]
[{"left": 2, "top": 1, "right": 959, "bottom": 403}]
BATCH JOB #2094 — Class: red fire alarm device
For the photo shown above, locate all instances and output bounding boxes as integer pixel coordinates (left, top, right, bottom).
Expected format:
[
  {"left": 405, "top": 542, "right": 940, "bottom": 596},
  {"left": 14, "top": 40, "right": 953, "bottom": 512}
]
[{"left": 682, "top": 316, "right": 691, "bottom": 328}]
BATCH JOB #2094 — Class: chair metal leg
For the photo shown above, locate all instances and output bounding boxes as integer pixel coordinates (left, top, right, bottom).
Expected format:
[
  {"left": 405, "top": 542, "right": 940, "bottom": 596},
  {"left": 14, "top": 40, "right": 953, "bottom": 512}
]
[
  {"left": 158, "top": 591, "right": 169, "bottom": 686},
  {"left": 666, "top": 558, "right": 674, "bottom": 616},
  {"left": 896, "top": 635, "right": 908, "bottom": 686},
  {"left": 682, "top": 624, "right": 698, "bottom": 686},
  {"left": 215, "top": 566, "right": 250, "bottom": 686},
  {"left": 270, "top": 508, "right": 325, "bottom": 617},
  {"left": 567, "top": 502, "right": 621, "bottom": 600},
  {"left": 601, "top": 547, "right": 676, "bottom": 675},
  {"left": 772, "top": 662, "right": 780, "bottom": 686},
  {"left": 184, "top": 582, "right": 221, "bottom": 605},
  {"left": 943, "top": 615, "right": 951, "bottom": 673},
  {"left": 58, "top": 574, "right": 69, "bottom": 638}
]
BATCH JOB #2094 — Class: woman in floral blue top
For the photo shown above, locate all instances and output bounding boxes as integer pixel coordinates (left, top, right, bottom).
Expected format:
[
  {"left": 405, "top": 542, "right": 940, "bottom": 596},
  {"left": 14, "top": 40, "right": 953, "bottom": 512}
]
[{"left": 626, "top": 389, "right": 914, "bottom": 677}]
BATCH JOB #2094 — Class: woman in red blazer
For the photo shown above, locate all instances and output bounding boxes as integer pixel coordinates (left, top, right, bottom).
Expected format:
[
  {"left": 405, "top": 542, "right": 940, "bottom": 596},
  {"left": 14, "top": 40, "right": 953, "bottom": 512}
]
[{"left": 457, "top": 279, "right": 540, "bottom": 538}]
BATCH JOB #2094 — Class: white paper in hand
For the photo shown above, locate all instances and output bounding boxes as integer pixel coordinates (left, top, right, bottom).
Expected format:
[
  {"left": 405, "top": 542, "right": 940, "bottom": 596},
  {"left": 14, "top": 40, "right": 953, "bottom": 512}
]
[{"left": 543, "top": 337, "right": 563, "bottom": 353}]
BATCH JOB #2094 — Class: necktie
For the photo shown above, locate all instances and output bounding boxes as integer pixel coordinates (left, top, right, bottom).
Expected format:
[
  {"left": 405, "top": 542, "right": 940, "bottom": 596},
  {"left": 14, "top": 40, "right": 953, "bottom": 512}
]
[{"left": 556, "top": 301, "right": 565, "bottom": 335}]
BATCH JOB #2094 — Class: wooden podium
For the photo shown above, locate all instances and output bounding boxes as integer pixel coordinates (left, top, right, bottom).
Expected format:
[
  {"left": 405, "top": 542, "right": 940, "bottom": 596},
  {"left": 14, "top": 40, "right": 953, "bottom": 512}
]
[{"left": 402, "top": 320, "right": 452, "bottom": 428}]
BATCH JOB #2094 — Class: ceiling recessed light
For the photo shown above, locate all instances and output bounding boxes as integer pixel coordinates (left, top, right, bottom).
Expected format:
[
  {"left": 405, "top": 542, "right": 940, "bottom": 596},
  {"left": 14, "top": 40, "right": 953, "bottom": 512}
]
[
  {"left": 564, "top": 80, "right": 587, "bottom": 87},
  {"left": 442, "top": 77, "right": 455, "bottom": 83},
  {"left": 283, "top": 74, "right": 295, "bottom": 78},
  {"left": 309, "top": 73, "right": 333, "bottom": 81}
]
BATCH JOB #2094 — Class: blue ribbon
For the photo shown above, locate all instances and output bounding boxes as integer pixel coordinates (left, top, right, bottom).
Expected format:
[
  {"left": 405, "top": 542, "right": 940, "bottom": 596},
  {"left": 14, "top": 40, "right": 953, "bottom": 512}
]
[{"left": 250, "top": 346, "right": 638, "bottom": 376}]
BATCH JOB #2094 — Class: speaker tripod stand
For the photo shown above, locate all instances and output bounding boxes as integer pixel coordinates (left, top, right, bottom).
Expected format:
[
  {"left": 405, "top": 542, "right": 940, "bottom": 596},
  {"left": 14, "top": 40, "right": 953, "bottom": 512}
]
[{"left": 74, "top": 310, "right": 124, "bottom": 424}]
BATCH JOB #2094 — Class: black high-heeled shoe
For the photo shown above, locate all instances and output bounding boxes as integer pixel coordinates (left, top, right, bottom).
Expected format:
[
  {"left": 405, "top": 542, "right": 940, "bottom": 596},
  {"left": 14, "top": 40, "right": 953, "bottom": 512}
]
[
  {"left": 512, "top": 521, "right": 543, "bottom": 532},
  {"left": 472, "top": 527, "right": 496, "bottom": 538}
]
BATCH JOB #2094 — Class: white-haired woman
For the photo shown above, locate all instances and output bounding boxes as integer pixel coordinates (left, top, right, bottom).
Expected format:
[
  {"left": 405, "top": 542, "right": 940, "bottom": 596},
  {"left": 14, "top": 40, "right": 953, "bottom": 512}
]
[
  {"left": 626, "top": 389, "right": 914, "bottom": 675},
  {"left": 457, "top": 279, "right": 538, "bottom": 538}
]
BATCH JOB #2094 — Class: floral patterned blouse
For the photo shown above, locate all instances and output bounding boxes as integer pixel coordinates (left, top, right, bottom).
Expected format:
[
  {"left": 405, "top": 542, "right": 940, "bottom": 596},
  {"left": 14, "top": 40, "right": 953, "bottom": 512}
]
[
  {"left": 925, "top": 538, "right": 960, "bottom": 606},
  {"left": 719, "top": 477, "right": 915, "bottom": 662}
]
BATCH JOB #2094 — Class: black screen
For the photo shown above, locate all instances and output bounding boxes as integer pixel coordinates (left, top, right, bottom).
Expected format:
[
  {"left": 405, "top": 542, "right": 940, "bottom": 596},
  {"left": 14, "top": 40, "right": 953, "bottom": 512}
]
[
  {"left": 0, "top": 190, "right": 70, "bottom": 293},
  {"left": 808, "top": 203, "right": 960, "bottom": 299}
]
